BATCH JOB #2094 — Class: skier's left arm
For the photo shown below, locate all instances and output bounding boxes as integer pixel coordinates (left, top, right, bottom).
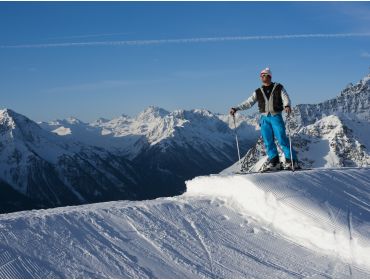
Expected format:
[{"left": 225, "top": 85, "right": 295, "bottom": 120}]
[{"left": 281, "top": 86, "right": 292, "bottom": 114}]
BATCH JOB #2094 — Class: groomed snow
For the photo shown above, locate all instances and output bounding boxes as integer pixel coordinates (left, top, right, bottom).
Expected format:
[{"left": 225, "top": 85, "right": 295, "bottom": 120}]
[
  {"left": 186, "top": 168, "right": 370, "bottom": 270},
  {"left": 0, "top": 168, "right": 369, "bottom": 278}
]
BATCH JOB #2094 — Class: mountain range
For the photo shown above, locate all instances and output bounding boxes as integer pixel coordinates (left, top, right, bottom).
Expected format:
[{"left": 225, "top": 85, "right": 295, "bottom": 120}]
[
  {"left": 0, "top": 107, "right": 258, "bottom": 213},
  {"left": 1, "top": 73, "right": 370, "bottom": 213}
]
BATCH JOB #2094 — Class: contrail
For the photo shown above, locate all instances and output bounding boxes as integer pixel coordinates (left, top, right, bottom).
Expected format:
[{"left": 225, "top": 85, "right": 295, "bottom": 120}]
[{"left": 1, "top": 32, "right": 370, "bottom": 49}]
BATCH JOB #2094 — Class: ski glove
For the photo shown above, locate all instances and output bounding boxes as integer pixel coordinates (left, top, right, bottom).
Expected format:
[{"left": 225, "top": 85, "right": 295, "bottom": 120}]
[
  {"left": 230, "top": 107, "right": 238, "bottom": 116},
  {"left": 284, "top": 106, "right": 292, "bottom": 115}
]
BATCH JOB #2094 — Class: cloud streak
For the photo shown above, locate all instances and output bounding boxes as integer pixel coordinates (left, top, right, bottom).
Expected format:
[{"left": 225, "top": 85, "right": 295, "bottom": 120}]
[{"left": 2, "top": 32, "right": 370, "bottom": 49}]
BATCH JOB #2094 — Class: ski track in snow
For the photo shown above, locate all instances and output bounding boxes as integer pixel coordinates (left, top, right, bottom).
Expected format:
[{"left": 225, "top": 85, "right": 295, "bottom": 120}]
[
  {"left": 183, "top": 215, "right": 214, "bottom": 275},
  {"left": 0, "top": 245, "right": 59, "bottom": 278},
  {"left": 0, "top": 168, "right": 370, "bottom": 278}
]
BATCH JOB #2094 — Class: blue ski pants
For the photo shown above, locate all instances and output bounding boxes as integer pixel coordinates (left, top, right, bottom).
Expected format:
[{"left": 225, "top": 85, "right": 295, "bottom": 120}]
[{"left": 259, "top": 113, "right": 297, "bottom": 161}]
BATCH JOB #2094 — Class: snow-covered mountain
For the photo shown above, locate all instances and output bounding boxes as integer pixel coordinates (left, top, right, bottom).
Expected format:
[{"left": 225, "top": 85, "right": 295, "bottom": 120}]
[
  {"left": 240, "top": 74, "right": 370, "bottom": 172},
  {"left": 0, "top": 109, "right": 143, "bottom": 213},
  {"left": 1, "top": 167, "right": 369, "bottom": 278},
  {"left": 1, "top": 107, "right": 258, "bottom": 213},
  {"left": 40, "top": 106, "right": 258, "bottom": 159},
  {"left": 40, "top": 106, "right": 259, "bottom": 201},
  {"left": 293, "top": 74, "right": 370, "bottom": 127}
]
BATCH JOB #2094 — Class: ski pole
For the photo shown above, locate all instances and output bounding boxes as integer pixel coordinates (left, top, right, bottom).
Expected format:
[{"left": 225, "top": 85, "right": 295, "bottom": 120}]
[
  {"left": 232, "top": 114, "right": 242, "bottom": 167},
  {"left": 286, "top": 113, "right": 295, "bottom": 172}
]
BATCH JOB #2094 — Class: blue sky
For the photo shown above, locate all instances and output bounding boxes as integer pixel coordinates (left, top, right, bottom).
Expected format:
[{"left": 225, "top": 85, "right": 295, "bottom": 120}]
[{"left": 1, "top": 1, "right": 370, "bottom": 122}]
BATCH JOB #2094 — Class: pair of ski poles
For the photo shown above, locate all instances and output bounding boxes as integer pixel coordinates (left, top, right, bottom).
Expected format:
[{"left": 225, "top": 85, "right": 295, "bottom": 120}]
[{"left": 232, "top": 112, "right": 294, "bottom": 171}]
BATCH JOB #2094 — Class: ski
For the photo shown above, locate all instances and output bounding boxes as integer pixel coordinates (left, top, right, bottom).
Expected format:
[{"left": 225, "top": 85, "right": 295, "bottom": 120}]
[{"left": 233, "top": 168, "right": 312, "bottom": 175}]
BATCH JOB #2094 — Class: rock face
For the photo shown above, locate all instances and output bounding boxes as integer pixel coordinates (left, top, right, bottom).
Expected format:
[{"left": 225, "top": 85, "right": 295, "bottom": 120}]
[
  {"left": 1, "top": 108, "right": 258, "bottom": 213},
  {"left": 240, "top": 75, "right": 370, "bottom": 171},
  {"left": 292, "top": 75, "right": 370, "bottom": 128}
]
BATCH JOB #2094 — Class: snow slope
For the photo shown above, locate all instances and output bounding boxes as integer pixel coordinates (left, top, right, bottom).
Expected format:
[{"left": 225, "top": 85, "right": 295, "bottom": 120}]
[
  {"left": 0, "top": 168, "right": 369, "bottom": 278},
  {"left": 191, "top": 168, "right": 370, "bottom": 270}
]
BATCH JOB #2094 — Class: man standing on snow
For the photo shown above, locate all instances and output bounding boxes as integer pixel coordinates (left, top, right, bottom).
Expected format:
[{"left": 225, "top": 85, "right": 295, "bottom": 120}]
[{"left": 230, "top": 67, "right": 299, "bottom": 171}]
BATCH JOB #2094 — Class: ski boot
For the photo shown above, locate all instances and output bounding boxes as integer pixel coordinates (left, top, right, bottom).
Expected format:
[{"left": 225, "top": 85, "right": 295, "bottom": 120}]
[
  {"left": 260, "top": 156, "right": 282, "bottom": 172},
  {"left": 283, "top": 158, "right": 301, "bottom": 170}
]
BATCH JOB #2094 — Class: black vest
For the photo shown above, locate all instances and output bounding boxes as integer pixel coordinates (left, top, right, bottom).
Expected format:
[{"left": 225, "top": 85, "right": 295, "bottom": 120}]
[{"left": 255, "top": 83, "right": 284, "bottom": 113}]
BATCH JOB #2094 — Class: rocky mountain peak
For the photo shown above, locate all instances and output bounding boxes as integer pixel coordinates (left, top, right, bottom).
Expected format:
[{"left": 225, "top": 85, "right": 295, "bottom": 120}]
[
  {"left": 137, "top": 106, "right": 170, "bottom": 121},
  {"left": 0, "top": 108, "right": 43, "bottom": 141}
]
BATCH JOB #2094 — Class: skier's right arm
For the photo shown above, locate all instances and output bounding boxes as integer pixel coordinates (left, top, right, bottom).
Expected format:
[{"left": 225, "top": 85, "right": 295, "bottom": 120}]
[{"left": 230, "top": 91, "right": 257, "bottom": 115}]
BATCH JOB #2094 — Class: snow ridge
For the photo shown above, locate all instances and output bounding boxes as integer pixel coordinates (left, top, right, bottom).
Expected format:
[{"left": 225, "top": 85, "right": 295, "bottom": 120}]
[
  {"left": 0, "top": 168, "right": 369, "bottom": 278},
  {"left": 186, "top": 167, "right": 370, "bottom": 270}
]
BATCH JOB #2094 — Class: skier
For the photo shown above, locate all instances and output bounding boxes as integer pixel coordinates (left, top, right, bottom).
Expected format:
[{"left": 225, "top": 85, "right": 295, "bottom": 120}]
[{"left": 230, "top": 67, "right": 299, "bottom": 171}]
